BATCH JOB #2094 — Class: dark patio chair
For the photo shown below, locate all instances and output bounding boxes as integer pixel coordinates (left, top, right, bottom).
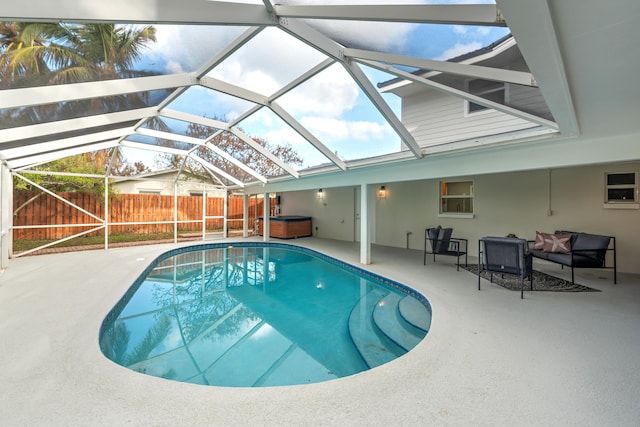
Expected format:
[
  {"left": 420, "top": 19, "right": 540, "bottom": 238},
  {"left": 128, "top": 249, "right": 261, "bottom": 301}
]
[
  {"left": 424, "top": 226, "right": 468, "bottom": 271},
  {"left": 478, "top": 236, "right": 533, "bottom": 299}
]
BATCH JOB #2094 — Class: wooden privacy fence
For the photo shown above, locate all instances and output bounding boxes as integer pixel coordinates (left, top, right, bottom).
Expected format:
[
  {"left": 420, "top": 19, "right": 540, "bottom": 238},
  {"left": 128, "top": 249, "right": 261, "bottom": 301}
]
[{"left": 12, "top": 190, "right": 272, "bottom": 240}]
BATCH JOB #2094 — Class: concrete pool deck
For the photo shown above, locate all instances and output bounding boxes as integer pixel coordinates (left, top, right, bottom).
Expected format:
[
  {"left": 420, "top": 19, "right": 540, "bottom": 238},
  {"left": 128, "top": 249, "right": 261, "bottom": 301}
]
[{"left": 1, "top": 237, "right": 639, "bottom": 426}]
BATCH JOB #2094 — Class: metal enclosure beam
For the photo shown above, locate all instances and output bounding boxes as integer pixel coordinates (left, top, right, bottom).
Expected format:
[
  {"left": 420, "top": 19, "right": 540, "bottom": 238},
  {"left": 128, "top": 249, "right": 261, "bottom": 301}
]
[
  {"left": 344, "top": 60, "right": 423, "bottom": 158},
  {"left": 274, "top": 4, "right": 505, "bottom": 26},
  {"left": 360, "top": 59, "right": 559, "bottom": 131},
  {"left": 0, "top": 0, "right": 275, "bottom": 25},
  {"left": 0, "top": 108, "right": 157, "bottom": 144},
  {"left": 1, "top": 74, "right": 195, "bottom": 109},
  {"left": 496, "top": 0, "right": 579, "bottom": 136},
  {"left": 344, "top": 48, "right": 537, "bottom": 87},
  {"left": 0, "top": 163, "right": 12, "bottom": 268},
  {"left": 7, "top": 140, "right": 119, "bottom": 169}
]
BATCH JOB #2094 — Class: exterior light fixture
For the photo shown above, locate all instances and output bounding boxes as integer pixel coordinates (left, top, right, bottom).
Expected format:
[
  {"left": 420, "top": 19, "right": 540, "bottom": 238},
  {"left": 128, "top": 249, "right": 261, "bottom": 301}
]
[
  {"left": 379, "top": 185, "right": 387, "bottom": 199},
  {"left": 317, "top": 189, "right": 324, "bottom": 199}
]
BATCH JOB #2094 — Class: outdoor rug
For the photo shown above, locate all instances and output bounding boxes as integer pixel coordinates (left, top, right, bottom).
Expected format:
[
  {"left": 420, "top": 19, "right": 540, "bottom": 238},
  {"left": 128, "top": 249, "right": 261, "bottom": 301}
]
[{"left": 463, "top": 265, "right": 601, "bottom": 292}]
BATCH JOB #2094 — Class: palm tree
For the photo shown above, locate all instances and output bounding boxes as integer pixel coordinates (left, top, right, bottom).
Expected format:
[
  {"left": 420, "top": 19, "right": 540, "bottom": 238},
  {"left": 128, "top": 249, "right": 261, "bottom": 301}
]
[
  {"left": 0, "top": 22, "right": 83, "bottom": 89},
  {"left": 0, "top": 22, "right": 156, "bottom": 88},
  {"left": 51, "top": 23, "right": 156, "bottom": 84},
  {"left": 3, "top": 22, "right": 159, "bottom": 191},
  {"left": 1, "top": 22, "right": 160, "bottom": 129}
]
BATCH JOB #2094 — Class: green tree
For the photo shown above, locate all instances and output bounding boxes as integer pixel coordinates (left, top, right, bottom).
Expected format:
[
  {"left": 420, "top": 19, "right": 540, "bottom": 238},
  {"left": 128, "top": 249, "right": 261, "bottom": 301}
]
[
  {"left": 0, "top": 21, "right": 83, "bottom": 89},
  {"left": 0, "top": 22, "right": 155, "bottom": 88},
  {"left": 155, "top": 118, "right": 304, "bottom": 184},
  {"left": 3, "top": 22, "right": 157, "bottom": 191}
]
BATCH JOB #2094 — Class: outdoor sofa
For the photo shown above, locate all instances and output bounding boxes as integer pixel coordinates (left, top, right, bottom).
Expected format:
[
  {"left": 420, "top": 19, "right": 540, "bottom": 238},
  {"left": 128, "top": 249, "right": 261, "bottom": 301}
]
[{"left": 528, "top": 231, "right": 616, "bottom": 285}]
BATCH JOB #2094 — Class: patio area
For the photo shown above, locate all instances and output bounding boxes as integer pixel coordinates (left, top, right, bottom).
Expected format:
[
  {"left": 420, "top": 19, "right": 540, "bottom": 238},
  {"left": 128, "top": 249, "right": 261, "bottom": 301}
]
[{"left": 1, "top": 237, "right": 639, "bottom": 426}]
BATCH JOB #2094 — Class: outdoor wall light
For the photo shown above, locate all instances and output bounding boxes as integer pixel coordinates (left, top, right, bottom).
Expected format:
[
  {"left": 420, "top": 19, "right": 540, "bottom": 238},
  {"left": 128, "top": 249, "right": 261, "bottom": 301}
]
[
  {"left": 317, "top": 189, "right": 324, "bottom": 200},
  {"left": 379, "top": 185, "right": 387, "bottom": 199}
]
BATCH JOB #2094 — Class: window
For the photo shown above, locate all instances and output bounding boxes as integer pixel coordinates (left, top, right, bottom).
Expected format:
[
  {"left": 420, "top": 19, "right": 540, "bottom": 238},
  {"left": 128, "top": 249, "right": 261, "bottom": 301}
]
[
  {"left": 605, "top": 172, "right": 638, "bottom": 208},
  {"left": 466, "top": 79, "right": 506, "bottom": 114},
  {"left": 440, "top": 180, "right": 474, "bottom": 216},
  {"left": 139, "top": 189, "right": 161, "bottom": 195},
  {"left": 189, "top": 191, "right": 203, "bottom": 197}
]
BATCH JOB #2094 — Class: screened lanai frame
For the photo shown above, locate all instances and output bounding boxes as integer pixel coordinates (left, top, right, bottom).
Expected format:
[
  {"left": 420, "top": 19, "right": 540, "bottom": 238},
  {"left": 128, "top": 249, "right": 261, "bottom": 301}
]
[
  {"left": 1, "top": 1, "right": 574, "bottom": 267},
  {"left": 9, "top": 170, "right": 267, "bottom": 258},
  {"left": 0, "top": 1, "right": 561, "bottom": 182}
]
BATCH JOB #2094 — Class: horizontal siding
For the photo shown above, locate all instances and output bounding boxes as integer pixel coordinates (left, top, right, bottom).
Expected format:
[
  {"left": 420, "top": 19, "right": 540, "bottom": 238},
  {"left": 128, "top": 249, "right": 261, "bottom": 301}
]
[
  {"left": 509, "top": 85, "right": 554, "bottom": 121},
  {"left": 403, "top": 90, "right": 541, "bottom": 147}
]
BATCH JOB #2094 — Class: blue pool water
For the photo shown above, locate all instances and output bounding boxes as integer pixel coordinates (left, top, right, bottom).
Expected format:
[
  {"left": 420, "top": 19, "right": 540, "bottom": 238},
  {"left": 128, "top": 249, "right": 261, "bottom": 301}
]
[{"left": 99, "top": 243, "right": 431, "bottom": 387}]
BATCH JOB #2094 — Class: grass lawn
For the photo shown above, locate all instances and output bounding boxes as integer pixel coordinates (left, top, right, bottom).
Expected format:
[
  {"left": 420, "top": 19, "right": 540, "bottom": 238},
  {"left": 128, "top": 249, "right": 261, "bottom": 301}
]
[{"left": 12, "top": 230, "right": 243, "bottom": 253}]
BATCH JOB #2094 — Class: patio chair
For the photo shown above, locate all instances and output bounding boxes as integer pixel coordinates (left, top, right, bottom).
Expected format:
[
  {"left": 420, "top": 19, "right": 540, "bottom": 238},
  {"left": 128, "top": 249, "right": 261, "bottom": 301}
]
[
  {"left": 424, "top": 226, "right": 468, "bottom": 271},
  {"left": 478, "top": 236, "right": 533, "bottom": 299}
]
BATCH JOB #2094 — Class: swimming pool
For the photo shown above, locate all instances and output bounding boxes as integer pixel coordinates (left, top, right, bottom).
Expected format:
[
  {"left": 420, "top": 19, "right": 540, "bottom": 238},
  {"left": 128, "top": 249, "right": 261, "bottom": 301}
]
[{"left": 99, "top": 242, "right": 431, "bottom": 387}]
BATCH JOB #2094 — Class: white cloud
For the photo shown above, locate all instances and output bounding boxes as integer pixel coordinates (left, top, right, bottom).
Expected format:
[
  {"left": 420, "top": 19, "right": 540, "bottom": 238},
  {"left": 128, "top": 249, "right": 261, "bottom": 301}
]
[
  {"left": 436, "top": 41, "right": 483, "bottom": 60},
  {"left": 308, "top": 20, "right": 415, "bottom": 53},
  {"left": 277, "top": 64, "right": 359, "bottom": 118},
  {"left": 146, "top": 25, "right": 247, "bottom": 74},
  {"left": 453, "top": 25, "right": 467, "bottom": 35},
  {"left": 300, "top": 116, "right": 392, "bottom": 142},
  {"left": 207, "top": 27, "right": 327, "bottom": 96},
  {"left": 164, "top": 60, "right": 184, "bottom": 74}
]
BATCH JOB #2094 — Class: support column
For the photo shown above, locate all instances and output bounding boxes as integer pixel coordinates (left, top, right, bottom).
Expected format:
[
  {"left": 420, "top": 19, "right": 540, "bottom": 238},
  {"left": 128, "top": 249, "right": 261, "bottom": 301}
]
[
  {"left": 104, "top": 176, "right": 109, "bottom": 250},
  {"left": 243, "top": 193, "right": 249, "bottom": 238},
  {"left": 173, "top": 182, "right": 178, "bottom": 244},
  {"left": 223, "top": 190, "right": 229, "bottom": 238},
  {"left": 360, "top": 183, "right": 371, "bottom": 264},
  {"left": 0, "top": 164, "right": 13, "bottom": 269},
  {"left": 262, "top": 192, "right": 270, "bottom": 242},
  {"left": 201, "top": 187, "right": 206, "bottom": 240}
]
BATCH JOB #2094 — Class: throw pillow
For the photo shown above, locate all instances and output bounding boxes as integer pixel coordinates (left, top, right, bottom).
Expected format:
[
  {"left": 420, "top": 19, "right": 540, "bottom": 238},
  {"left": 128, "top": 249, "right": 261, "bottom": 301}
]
[
  {"left": 533, "top": 231, "right": 547, "bottom": 250},
  {"left": 542, "top": 233, "right": 572, "bottom": 253}
]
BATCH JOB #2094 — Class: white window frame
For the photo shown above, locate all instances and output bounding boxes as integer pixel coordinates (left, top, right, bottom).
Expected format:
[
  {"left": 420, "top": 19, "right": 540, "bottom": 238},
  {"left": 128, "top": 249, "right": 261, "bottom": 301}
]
[
  {"left": 604, "top": 171, "right": 639, "bottom": 209},
  {"left": 464, "top": 79, "right": 507, "bottom": 115},
  {"left": 439, "top": 180, "right": 475, "bottom": 218}
]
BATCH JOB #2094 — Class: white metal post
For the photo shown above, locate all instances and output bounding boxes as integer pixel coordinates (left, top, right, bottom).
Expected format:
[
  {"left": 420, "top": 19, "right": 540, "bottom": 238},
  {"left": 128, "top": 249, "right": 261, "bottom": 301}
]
[
  {"left": 0, "top": 164, "right": 13, "bottom": 268},
  {"left": 360, "top": 183, "right": 371, "bottom": 264},
  {"left": 104, "top": 176, "right": 109, "bottom": 250},
  {"left": 243, "top": 193, "right": 249, "bottom": 238},
  {"left": 173, "top": 182, "right": 178, "bottom": 244},
  {"left": 223, "top": 190, "right": 229, "bottom": 238},
  {"left": 262, "top": 192, "right": 270, "bottom": 242},
  {"left": 201, "top": 186, "right": 206, "bottom": 241}
]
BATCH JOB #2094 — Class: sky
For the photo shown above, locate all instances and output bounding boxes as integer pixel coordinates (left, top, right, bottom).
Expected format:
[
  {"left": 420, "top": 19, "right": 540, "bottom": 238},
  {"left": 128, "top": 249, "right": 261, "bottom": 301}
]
[{"left": 125, "top": 0, "right": 509, "bottom": 172}]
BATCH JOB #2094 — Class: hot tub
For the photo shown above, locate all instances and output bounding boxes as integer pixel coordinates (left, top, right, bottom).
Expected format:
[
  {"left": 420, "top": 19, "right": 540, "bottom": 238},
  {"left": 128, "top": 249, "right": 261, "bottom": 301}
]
[{"left": 258, "top": 216, "right": 312, "bottom": 239}]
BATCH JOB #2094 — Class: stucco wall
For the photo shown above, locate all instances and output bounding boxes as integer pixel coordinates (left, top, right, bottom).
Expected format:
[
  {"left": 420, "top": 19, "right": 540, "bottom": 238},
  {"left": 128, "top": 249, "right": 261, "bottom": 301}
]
[
  {"left": 278, "top": 187, "right": 359, "bottom": 241},
  {"left": 278, "top": 162, "right": 640, "bottom": 274},
  {"left": 112, "top": 180, "right": 220, "bottom": 196}
]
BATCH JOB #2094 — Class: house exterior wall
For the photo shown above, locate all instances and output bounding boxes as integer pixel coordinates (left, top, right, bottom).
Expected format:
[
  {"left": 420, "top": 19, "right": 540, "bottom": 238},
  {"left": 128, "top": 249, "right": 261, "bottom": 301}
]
[
  {"left": 402, "top": 84, "right": 546, "bottom": 148},
  {"left": 112, "top": 179, "right": 219, "bottom": 196},
  {"left": 278, "top": 187, "right": 358, "bottom": 241},
  {"left": 112, "top": 180, "right": 174, "bottom": 195},
  {"left": 279, "top": 162, "right": 640, "bottom": 274}
]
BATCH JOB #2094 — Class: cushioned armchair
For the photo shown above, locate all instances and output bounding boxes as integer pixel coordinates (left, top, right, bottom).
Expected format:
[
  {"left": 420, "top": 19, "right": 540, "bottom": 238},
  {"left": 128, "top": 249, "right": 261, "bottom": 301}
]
[
  {"left": 478, "top": 237, "right": 533, "bottom": 299},
  {"left": 424, "top": 226, "right": 468, "bottom": 271}
]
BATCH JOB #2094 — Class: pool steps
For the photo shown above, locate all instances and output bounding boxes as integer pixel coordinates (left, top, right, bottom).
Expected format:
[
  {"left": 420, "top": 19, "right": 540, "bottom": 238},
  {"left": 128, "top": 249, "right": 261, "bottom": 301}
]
[
  {"left": 124, "top": 288, "right": 429, "bottom": 386},
  {"left": 348, "top": 290, "right": 429, "bottom": 369},
  {"left": 373, "top": 293, "right": 426, "bottom": 352},
  {"left": 398, "top": 296, "right": 431, "bottom": 333}
]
